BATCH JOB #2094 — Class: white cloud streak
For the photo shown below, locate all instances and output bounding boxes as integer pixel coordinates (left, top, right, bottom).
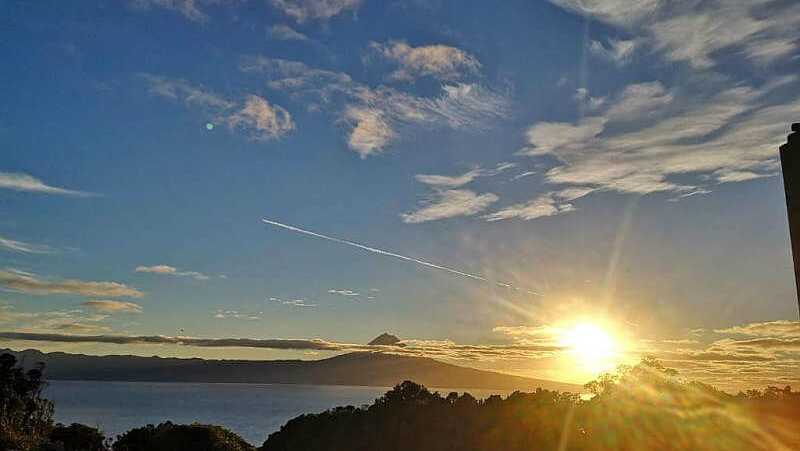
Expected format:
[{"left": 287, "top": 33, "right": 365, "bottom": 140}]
[
  {"left": 328, "top": 289, "right": 359, "bottom": 297},
  {"left": 268, "top": 296, "right": 317, "bottom": 307},
  {"left": 548, "top": 0, "right": 800, "bottom": 69},
  {"left": 135, "top": 265, "right": 210, "bottom": 280},
  {"left": 82, "top": 300, "right": 143, "bottom": 314},
  {"left": 0, "top": 236, "right": 54, "bottom": 254},
  {"left": 589, "top": 38, "right": 638, "bottom": 65},
  {"left": 414, "top": 163, "right": 515, "bottom": 188},
  {"left": 269, "top": 24, "right": 309, "bottom": 41},
  {"left": 0, "top": 269, "right": 144, "bottom": 298},
  {"left": 484, "top": 192, "right": 575, "bottom": 222},
  {"left": 214, "top": 309, "right": 263, "bottom": 319},
  {"left": 269, "top": 0, "right": 362, "bottom": 22},
  {"left": 130, "top": 0, "right": 211, "bottom": 23},
  {"left": 0, "top": 331, "right": 562, "bottom": 361},
  {"left": 512, "top": 76, "right": 800, "bottom": 215},
  {"left": 141, "top": 74, "right": 235, "bottom": 110},
  {"left": 415, "top": 169, "right": 483, "bottom": 188},
  {"left": 402, "top": 189, "right": 499, "bottom": 223},
  {"left": 0, "top": 172, "right": 93, "bottom": 197}
]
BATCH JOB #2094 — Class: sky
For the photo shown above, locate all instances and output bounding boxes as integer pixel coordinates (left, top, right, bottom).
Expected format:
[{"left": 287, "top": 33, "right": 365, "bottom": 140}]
[{"left": 1, "top": 0, "right": 799, "bottom": 391}]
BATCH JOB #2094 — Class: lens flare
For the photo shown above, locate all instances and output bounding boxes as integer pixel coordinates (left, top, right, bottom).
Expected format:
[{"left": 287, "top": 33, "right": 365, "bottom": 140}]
[{"left": 560, "top": 322, "right": 617, "bottom": 373}]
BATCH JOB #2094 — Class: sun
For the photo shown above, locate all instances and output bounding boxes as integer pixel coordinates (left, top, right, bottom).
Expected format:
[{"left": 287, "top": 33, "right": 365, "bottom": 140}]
[{"left": 560, "top": 322, "right": 618, "bottom": 373}]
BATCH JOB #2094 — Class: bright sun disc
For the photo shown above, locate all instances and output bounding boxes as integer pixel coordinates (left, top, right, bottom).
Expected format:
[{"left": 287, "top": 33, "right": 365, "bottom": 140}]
[{"left": 561, "top": 323, "right": 616, "bottom": 368}]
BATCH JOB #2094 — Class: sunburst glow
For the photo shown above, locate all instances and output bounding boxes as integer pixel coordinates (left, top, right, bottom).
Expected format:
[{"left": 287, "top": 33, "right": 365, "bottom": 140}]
[{"left": 560, "top": 322, "right": 618, "bottom": 374}]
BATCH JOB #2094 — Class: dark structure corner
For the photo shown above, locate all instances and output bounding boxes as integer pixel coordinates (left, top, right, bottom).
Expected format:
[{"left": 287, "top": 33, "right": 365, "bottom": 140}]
[{"left": 779, "top": 123, "right": 800, "bottom": 317}]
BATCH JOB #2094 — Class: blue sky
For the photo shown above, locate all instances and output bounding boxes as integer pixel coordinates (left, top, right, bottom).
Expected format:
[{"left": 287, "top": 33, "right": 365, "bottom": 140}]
[{"left": 1, "top": 0, "right": 799, "bottom": 389}]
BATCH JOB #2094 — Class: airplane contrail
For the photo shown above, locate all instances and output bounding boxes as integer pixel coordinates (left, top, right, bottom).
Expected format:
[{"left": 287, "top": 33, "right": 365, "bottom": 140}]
[{"left": 261, "top": 218, "right": 542, "bottom": 296}]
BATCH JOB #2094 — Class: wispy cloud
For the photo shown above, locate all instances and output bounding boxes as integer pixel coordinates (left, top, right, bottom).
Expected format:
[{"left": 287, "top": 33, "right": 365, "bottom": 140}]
[
  {"left": 645, "top": 320, "right": 798, "bottom": 389},
  {"left": 240, "top": 56, "right": 353, "bottom": 98},
  {"left": 369, "top": 40, "right": 481, "bottom": 82},
  {"left": 414, "top": 162, "right": 515, "bottom": 188},
  {"left": 133, "top": 0, "right": 364, "bottom": 25},
  {"left": 269, "top": 24, "right": 309, "bottom": 41},
  {"left": 484, "top": 192, "right": 575, "bottom": 222},
  {"left": 214, "top": 309, "right": 263, "bottom": 320},
  {"left": 402, "top": 189, "right": 498, "bottom": 223},
  {"left": 135, "top": 265, "right": 210, "bottom": 281},
  {"left": 343, "top": 106, "right": 396, "bottom": 156},
  {"left": 414, "top": 169, "right": 483, "bottom": 188},
  {"left": 344, "top": 83, "right": 510, "bottom": 157},
  {"left": 0, "top": 172, "right": 93, "bottom": 197},
  {"left": 327, "top": 289, "right": 359, "bottom": 297},
  {"left": 0, "top": 331, "right": 562, "bottom": 361},
  {"left": 240, "top": 55, "right": 509, "bottom": 156},
  {"left": 648, "top": 2, "right": 800, "bottom": 69},
  {"left": 534, "top": 1, "right": 799, "bottom": 221},
  {"left": 141, "top": 74, "right": 294, "bottom": 141},
  {"left": 589, "top": 38, "right": 638, "bottom": 65},
  {"left": 51, "top": 323, "right": 112, "bottom": 334},
  {"left": 0, "top": 331, "right": 341, "bottom": 350},
  {"left": 0, "top": 269, "right": 144, "bottom": 298},
  {"left": 714, "top": 320, "right": 800, "bottom": 338},
  {"left": 0, "top": 305, "right": 111, "bottom": 334},
  {"left": 493, "top": 319, "right": 799, "bottom": 389},
  {"left": 268, "top": 296, "right": 317, "bottom": 308},
  {"left": 546, "top": 0, "right": 659, "bottom": 26},
  {"left": 548, "top": 0, "right": 800, "bottom": 69},
  {"left": 141, "top": 74, "right": 235, "bottom": 110},
  {"left": 515, "top": 77, "right": 799, "bottom": 208},
  {"left": 510, "top": 171, "right": 536, "bottom": 181},
  {"left": 129, "top": 0, "right": 211, "bottom": 23},
  {"left": 269, "top": 0, "right": 362, "bottom": 22},
  {"left": 404, "top": 163, "right": 517, "bottom": 222},
  {"left": 0, "top": 235, "right": 55, "bottom": 254},
  {"left": 226, "top": 95, "right": 295, "bottom": 140},
  {"left": 573, "top": 88, "right": 607, "bottom": 112},
  {"left": 82, "top": 300, "right": 143, "bottom": 314}
]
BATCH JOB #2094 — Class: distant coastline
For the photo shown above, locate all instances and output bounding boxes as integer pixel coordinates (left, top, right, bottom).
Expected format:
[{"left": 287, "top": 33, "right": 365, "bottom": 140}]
[{"left": 4, "top": 348, "right": 581, "bottom": 392}]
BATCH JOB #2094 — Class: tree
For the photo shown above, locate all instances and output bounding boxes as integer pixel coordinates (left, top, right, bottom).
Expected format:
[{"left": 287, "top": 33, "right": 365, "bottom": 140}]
[
  {"left": 112, "top": 422, "right": 254, "bottom": 451},
  {"left": 0, "top": 353, "right": 54, "bottom": 451},
  {"left": 45, "top": 423, "right": 107, "bottom": 451}
]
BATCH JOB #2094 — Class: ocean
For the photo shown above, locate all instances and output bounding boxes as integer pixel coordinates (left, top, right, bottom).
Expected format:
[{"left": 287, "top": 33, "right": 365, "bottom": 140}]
[{"left": 46, "top": 380, "right": 506, "bottom": 445}]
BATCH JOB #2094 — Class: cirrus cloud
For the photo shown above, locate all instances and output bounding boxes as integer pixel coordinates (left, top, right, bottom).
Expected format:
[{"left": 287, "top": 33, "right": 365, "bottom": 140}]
[
  {"left": 239, "top": 56, "right": 509, "bottom": 156},
  {"left": 369, "top": 40, "right": 481, "bottom": 82},
  {"left": 402, "top": 189, "right": 499, "bottom": 223},
  {"left": 141, "top": 74, "right": 294, "bottom": 142},
  {"left": 0, "top": 172, "right": 93, "bottom": 197},
  {"left": 0, "top": 269, "right": 144, "bottom": 298},
  {"left": 226, "top": 95, "right": 295, "bottom": 141},
  {"left": 269, "top": 0, "right": 362, "bottom": 23},
  {"left": 269, "top": 24, "right": 309, "bottom": 41},
  {"left": 82, "top": 300, "right": 143, "bottom": 314},
  {"left": 135, "top": 265, "right": 210, "bottom": 281},
  {"left": 0, "top": 235, "right": 55, "bottom": 254}
]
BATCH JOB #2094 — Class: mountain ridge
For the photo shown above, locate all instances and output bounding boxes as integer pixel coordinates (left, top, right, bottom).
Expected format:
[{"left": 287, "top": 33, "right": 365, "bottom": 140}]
[{"left": 1, "top": 348, "right": 582, "bottom": 392}]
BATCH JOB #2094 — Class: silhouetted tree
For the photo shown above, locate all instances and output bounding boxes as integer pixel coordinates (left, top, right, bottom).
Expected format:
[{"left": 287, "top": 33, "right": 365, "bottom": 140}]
[
  {"left": 261, "top": 359, "right": 800, "bottom": 451},
  {"left": 0, "top": 353, "right": 54, "bottom": 451},
  {"left": 41, "top": 423, "right": 107, "bottom": 451},
  {"left": 112, "top": 422, "right": 254, "bottom": 451}
]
